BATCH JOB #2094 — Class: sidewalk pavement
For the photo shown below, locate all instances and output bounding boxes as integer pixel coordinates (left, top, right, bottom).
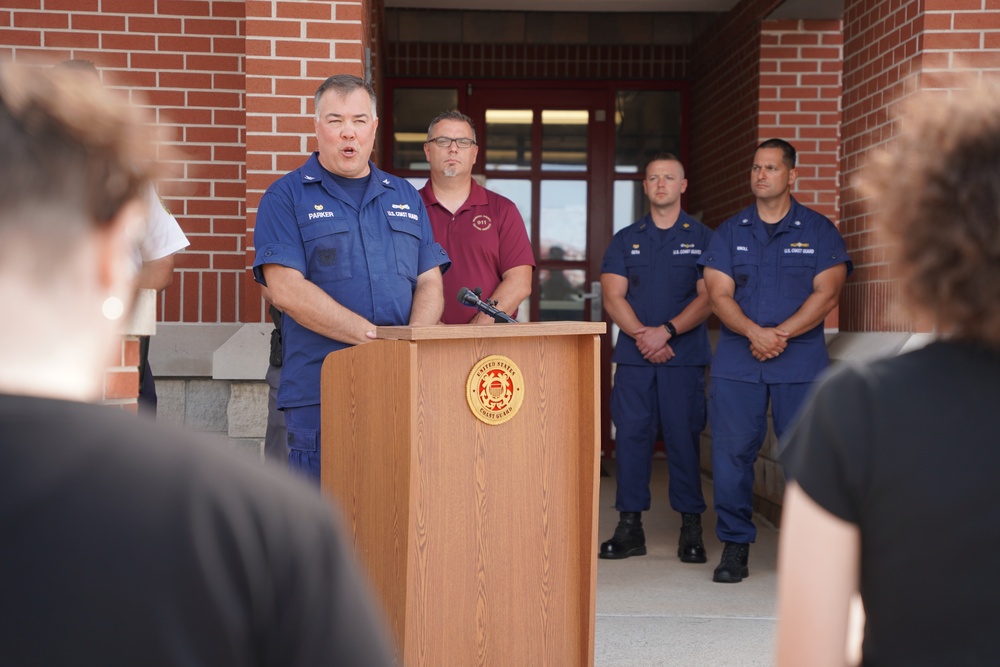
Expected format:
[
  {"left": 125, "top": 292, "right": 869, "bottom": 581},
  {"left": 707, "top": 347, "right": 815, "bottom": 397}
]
[{"left": 594, "top": 459, "right": 779, "bottom": 667}]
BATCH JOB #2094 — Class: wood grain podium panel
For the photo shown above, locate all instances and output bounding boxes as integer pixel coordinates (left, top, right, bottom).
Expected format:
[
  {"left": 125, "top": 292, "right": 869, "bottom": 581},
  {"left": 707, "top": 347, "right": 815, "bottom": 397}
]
[{"left": 321, "top": 323, "right": 603, "bottom": 667}]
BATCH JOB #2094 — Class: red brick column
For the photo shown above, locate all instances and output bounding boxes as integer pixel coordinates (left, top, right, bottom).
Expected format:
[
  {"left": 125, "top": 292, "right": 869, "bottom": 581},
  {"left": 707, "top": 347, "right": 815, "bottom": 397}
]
[
  {"left": 839, "top": 0, "right": 1000, "bottom": 334},
  {"left": 104, "top": 338, "right": 142, "bottom": 412},
  {"left": 243, "top": 0, "right": 374, "bottom": 322},
  {"left": 839, "top": 0, "right": 924, "bottom": 333},
  {"left": 759, "top": 19, "right": 843, "bottom": 223}
]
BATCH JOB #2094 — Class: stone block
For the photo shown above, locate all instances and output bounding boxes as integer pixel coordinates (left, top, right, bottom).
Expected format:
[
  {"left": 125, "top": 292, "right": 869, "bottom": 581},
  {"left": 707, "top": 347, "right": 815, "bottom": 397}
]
[
  {"left": 228, "top": 381, "right": 269, "bottom": 438},
  {"left": 227, "top": 437, "right": 265, "bottom": 461},
  {"left": 155, "top": 379, "right": 186, "bottom": 428},
  {"left": 185, "top": 379, "right": 230, "bottom": 434},
  {"left": 149, "top": 323, "right": 242, "bottom": 377},
  {"left": 213, "top": 324, "right": 272, "bottom": 380}
]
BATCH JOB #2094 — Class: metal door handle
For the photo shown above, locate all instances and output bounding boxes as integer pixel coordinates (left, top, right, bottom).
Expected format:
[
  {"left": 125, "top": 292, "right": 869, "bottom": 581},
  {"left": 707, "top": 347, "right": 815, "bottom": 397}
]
[{"left": 578, "top": 280, "right": 602, "bottom": 321}]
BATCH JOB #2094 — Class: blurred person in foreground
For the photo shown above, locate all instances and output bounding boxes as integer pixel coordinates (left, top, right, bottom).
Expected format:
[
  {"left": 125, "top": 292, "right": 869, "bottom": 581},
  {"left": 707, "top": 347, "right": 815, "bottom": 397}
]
[
  {"left": 57, "top": 59, "right": 190, "bottom": 419},
  {"left": 776, "top": 82, "right": 1000, "bottom": 666},
  {"left": 0, "top": 61, "right": 395, "bottom": 666}
]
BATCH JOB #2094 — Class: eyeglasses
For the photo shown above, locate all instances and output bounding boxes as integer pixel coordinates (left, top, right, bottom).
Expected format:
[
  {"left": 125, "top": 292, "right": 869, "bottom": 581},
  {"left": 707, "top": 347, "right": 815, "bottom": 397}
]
[{"left": 426, "top": 136, "right": 476, "bottom": 149}]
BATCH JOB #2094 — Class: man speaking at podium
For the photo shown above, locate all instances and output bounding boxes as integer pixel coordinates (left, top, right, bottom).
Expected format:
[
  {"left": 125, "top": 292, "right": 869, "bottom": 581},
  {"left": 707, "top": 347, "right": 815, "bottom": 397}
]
[
  {"left": 254, "top": 75, "right": 451, "bottom": 484},
  {"left": 419, "top": 111, "right": 534, "bottom": 324}
]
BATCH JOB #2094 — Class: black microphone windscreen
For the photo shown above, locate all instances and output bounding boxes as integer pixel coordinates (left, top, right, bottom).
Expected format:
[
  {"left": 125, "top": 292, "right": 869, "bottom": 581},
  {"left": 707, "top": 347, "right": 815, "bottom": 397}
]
[{"left": 457, "top": 287, "right": 473, "bottom": 304}]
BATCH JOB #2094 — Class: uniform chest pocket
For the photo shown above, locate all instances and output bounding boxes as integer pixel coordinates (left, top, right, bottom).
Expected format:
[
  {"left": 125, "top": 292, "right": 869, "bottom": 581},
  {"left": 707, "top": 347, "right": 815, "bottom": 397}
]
[
  {"left": 386, "top": 214, "right": 421, "bottom": 280},
  {"left": 779, "top": 253, "right": 817, "bottom": 302},
  {"left": 299, "top": 214, "right": 353, "bottom": 283},
  {"left": 624, "top": 255, "right": 651, "bottom": 291},
  {"left": 731, "top": 255, "right": 759, "bottom": 307},
  {"left": 670, "top": 261, "right": 699, "bottom": 301}
]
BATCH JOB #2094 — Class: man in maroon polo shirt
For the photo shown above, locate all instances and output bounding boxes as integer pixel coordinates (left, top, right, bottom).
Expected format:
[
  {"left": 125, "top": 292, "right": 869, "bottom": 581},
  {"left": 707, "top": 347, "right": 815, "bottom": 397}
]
[{"left": 419, "top": 111, "right": 535, "bottom": 324}]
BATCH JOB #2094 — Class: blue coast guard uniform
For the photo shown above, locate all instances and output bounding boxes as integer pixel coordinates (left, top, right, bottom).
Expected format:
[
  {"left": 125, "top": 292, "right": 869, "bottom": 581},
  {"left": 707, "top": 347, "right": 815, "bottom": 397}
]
[
  {"left": 602, "top": 210, "right": 712, "bottom": 515},
  {"left": 254, "top": 153, "right": 451, "bottom": 480},
  {"left": 697, "top": 197, "right": 851, "bottom": 543}
]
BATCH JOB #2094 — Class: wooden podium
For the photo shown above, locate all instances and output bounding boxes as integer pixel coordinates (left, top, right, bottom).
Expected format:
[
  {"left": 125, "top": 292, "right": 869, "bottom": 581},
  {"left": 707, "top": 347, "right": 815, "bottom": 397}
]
[{"left": 320, "top": 321, "right": 605, "bottom": 667}]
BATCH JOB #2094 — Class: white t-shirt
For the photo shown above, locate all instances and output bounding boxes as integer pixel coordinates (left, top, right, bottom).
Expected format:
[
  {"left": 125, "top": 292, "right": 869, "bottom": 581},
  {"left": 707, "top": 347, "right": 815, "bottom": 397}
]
[{"left": 133, "top": 186, "right": 189, "bottom": 271}]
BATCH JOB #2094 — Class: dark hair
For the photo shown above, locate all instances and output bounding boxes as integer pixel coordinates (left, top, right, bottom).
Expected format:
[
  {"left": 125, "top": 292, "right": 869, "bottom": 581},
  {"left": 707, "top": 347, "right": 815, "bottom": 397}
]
[
  {"left": 756, "top": 138, "right": 796, "bottom": 168},
  {"left": 314, "top": 74, "right": 377, "bottom": 119},
  {"left": 858, "top": 83, "right": 1000, "bottom": 346},
  {"left": 426, "top": 110, "right": 476, "bottom": 142}
]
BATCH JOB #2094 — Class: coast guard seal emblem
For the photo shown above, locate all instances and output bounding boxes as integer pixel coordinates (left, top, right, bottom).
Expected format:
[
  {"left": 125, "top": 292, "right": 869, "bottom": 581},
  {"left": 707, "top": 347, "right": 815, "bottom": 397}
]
[{"left": 466, "top": 355, "right": 525, "bottom": 425}]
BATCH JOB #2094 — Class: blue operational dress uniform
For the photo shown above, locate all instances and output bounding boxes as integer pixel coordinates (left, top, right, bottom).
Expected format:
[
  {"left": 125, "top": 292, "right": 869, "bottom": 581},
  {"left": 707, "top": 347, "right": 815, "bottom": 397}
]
[
  {"left": 697, "top": 197, "right": 851, "bottom": 543},
  {"left": 253, "top": 153, "right": 451, "bottom": 481},
  {"left": 602, "top": 210, "right": 713, "bottom": 515}
]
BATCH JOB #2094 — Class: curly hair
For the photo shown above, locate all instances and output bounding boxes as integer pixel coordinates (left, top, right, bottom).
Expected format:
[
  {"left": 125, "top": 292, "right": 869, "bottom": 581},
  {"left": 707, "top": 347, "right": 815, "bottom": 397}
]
[{"left": 857, "top": 83, "right": 1000, "bottom": 346}]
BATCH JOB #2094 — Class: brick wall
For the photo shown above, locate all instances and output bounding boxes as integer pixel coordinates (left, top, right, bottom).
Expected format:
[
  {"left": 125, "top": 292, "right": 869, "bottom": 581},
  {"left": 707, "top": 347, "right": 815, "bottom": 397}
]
[
  {"left": 839, "top": 0, "right": 923, "bottom": 333},
  {"left": 104, "top": 338, "right": 142, "bottom": 411},
  {"left": 687, "top": 0, "right": 783, "bottom": 227},
  {"left": 1, "top": 0, "right": 247, "bottom": 327},
  {"left": 2, "top": 0, "right": 377, "bottom": 329},
  {"left": 243, "top": 0, "right": 375, "bottom": 322},
  {"left": 838, "top": 0, "right": 1000, "bottom": 333},
  {"left": 922, "top": 0, "right": 1000, "bottom": 88},
  {"left": 759, "top": 19, "right": 843, "bottom": 224}
]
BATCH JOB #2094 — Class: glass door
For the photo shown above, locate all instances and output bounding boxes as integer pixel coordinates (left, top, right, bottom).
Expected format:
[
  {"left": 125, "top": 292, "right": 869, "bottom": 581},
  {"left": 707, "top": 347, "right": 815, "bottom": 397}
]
[{"left": 466, "top": 87, "right": 610, "bottom": 323}]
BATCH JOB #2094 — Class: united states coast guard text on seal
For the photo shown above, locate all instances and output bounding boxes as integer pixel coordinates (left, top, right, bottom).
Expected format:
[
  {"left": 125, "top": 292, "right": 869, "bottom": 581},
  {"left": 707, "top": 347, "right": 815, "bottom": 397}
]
[{"left": 465, "top": 355, "right": 525, "bottom": 425}]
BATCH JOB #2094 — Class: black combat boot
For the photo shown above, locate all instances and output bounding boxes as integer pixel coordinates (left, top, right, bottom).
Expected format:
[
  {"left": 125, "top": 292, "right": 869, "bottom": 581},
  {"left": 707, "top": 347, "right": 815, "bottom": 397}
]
[
  {"left": 598, "top": 511, "right": 646, "bottom": 559},
  {"left": 677, "top": 513, "right": 707, "bottom": 563},
  {"left": 712, "top": 541, "right": 750, "bottom": 583}
]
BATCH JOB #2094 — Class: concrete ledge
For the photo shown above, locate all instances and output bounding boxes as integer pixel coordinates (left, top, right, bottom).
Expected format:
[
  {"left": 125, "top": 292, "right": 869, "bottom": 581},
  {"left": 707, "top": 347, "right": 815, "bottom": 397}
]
[
  {"left": 148, "top": 323, "right": 242, "bottom": 377},
  {"left": 827, "top": 331, "right": 936, "bottom": 364},
  {"left": 213, "top": 324, "right": 272, "bottom": 380}
]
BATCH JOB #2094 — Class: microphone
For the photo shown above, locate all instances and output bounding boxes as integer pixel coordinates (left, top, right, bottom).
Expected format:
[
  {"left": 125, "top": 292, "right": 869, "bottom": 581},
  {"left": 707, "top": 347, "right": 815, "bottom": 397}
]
[{"left": 457, "top": 287, "right": 518, "bottom": 324}]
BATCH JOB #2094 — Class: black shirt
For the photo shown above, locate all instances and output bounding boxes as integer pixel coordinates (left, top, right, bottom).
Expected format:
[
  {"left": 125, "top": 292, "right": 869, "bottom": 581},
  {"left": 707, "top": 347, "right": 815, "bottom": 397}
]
[
  {"left": 782, "top": 341, "right": 1000, "bottom": 666},
  {"left": 0, "top": 395, "right": 395, "bottom": 667}
]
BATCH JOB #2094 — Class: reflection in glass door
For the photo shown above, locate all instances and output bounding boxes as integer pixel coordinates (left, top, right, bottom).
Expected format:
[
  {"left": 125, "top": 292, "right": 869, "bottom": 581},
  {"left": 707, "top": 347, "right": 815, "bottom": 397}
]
[{"left": 472, "top": 90, "right": 607, "bottom": 323}]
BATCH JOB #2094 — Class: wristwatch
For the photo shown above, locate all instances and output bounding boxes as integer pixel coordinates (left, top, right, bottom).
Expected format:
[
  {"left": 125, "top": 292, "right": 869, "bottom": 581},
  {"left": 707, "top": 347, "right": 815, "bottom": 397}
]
[{"left": 664, "top": 321, "right": 678, "bottom": 337}]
